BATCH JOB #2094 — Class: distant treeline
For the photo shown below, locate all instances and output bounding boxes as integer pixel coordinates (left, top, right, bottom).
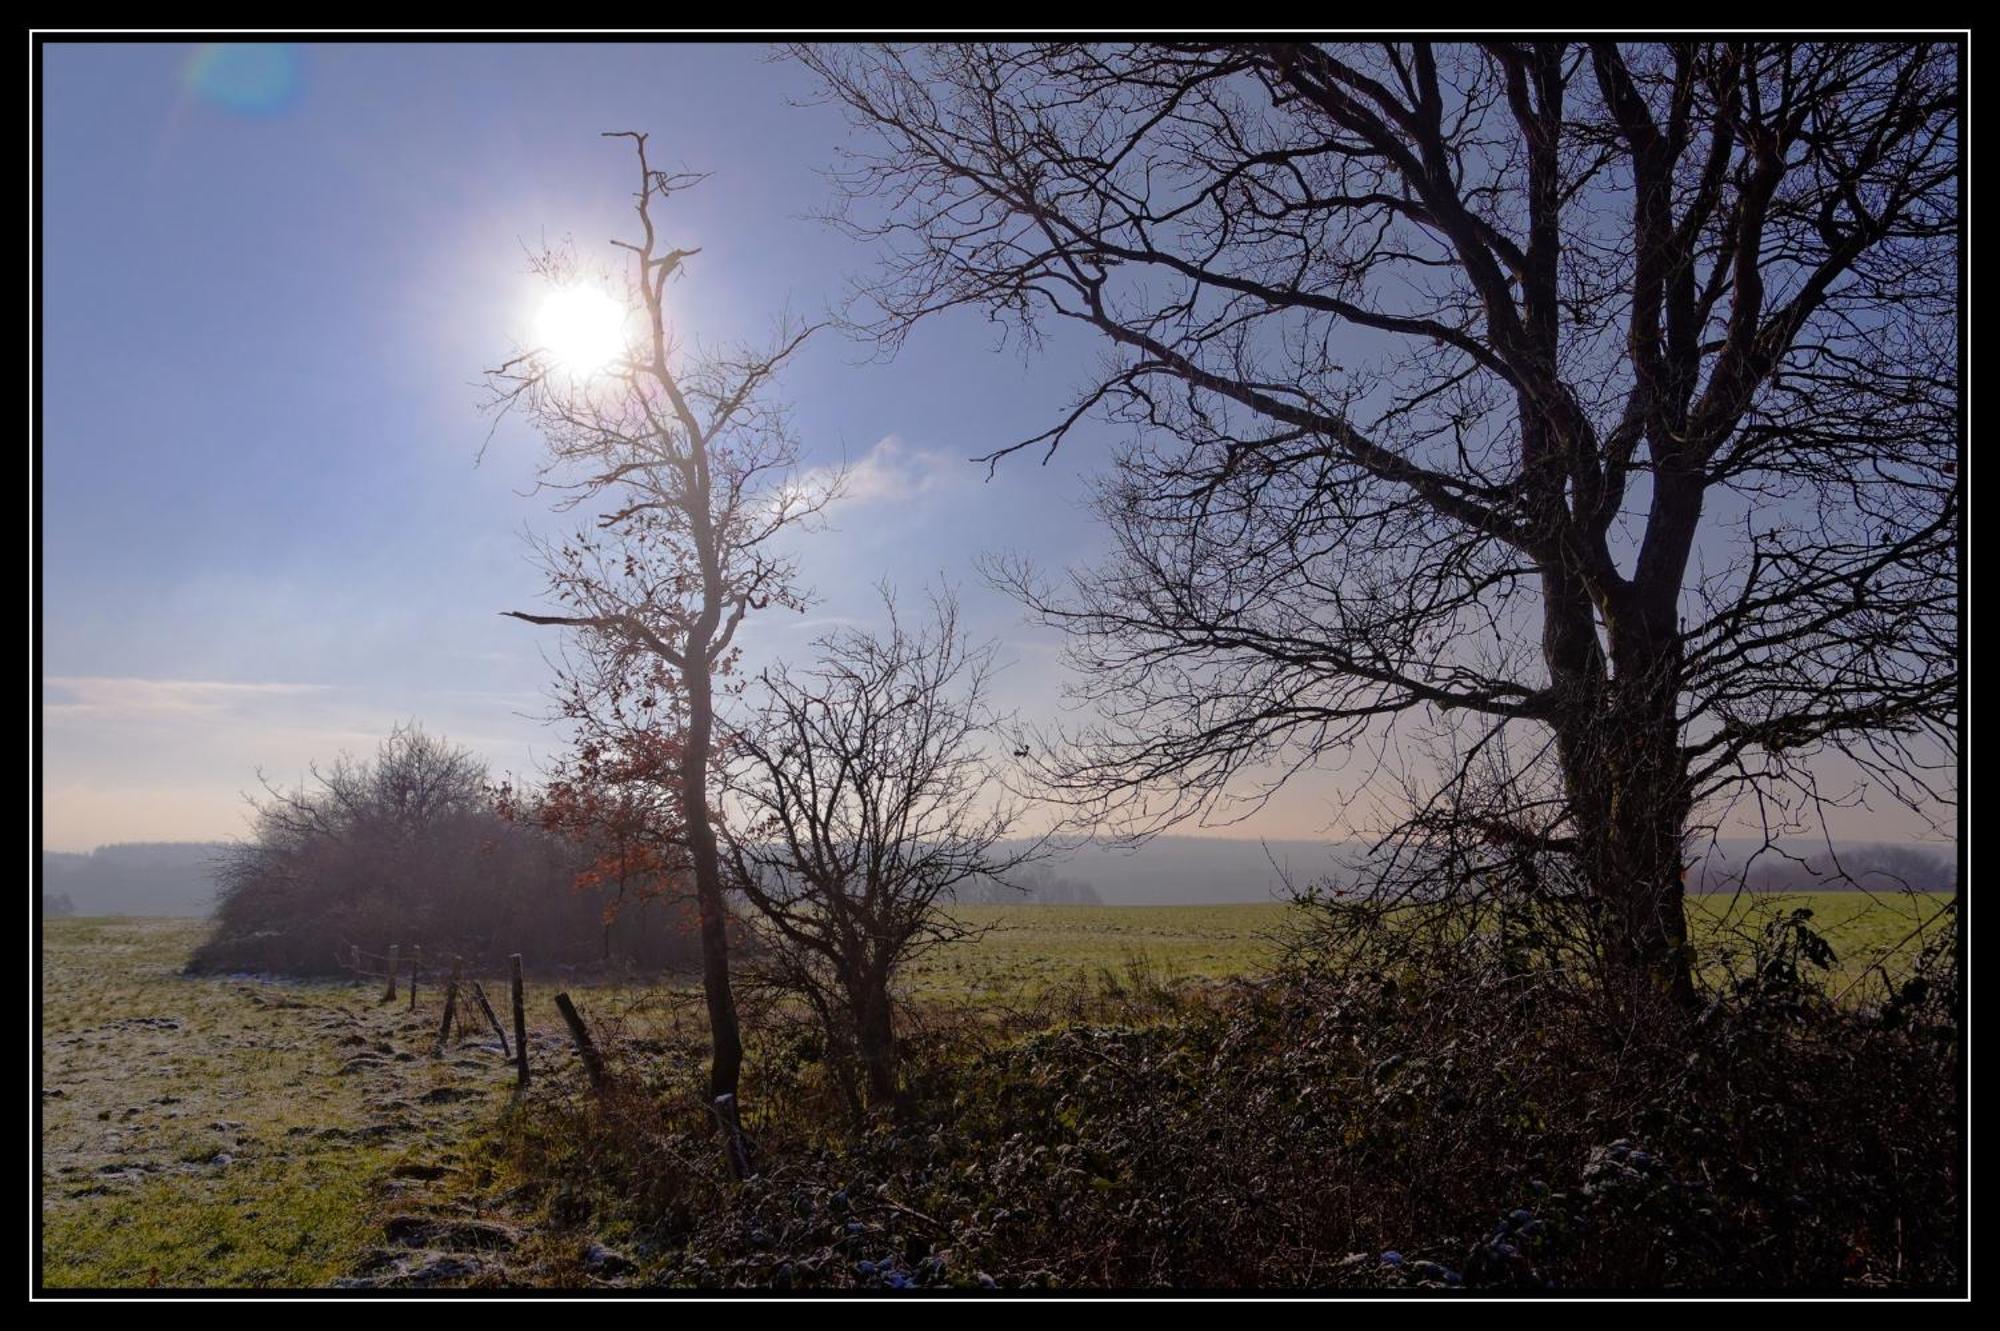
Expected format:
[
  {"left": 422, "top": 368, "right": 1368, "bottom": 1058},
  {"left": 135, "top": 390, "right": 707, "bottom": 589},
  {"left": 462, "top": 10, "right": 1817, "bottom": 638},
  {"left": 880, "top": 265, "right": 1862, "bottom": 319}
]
[
  {"left": 41, "top": 832, "right": 1957, "bottom": 925},
  {"left": 952, "top": 864, "right": 1104, "bottom": 907},
  {"left": 977, "top": 838, "right": 1958, "bottom": 905},
  {"left": 1689, "top": 842, "right": 1958, "bottom": 895},
  {"left": 41, "top": 842, "right": 228, "bottom": 917}
]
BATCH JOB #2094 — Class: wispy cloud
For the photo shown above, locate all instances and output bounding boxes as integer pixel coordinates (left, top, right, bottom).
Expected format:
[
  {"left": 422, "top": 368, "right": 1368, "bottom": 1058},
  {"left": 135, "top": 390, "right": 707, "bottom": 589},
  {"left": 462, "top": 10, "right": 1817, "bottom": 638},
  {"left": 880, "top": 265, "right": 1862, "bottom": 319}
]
[
  {"left": 41, "top": 676, "right": 331, "bottom": 718},
  {"left": 815, "top": 434, "right": 966, "bottom": 508}
]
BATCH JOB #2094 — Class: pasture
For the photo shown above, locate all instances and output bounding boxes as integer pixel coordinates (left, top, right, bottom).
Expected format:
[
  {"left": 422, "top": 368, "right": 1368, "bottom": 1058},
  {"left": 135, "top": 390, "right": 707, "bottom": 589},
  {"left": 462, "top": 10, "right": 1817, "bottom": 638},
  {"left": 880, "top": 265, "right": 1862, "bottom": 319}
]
[
  {"left": 38, "top": 888, "right": 1952, "bottom": 1287},
  {"left": 905, "top": 891, "right": 1953, "bottom": 1004}
]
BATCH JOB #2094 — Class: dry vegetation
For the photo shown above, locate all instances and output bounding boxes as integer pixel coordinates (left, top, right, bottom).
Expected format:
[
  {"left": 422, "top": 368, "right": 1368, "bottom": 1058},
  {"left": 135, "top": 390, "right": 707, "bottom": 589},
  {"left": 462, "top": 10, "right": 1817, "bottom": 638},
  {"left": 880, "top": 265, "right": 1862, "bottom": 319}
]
[{"left": 40, "top": 889, "right": 1960, "bottom": 1291}]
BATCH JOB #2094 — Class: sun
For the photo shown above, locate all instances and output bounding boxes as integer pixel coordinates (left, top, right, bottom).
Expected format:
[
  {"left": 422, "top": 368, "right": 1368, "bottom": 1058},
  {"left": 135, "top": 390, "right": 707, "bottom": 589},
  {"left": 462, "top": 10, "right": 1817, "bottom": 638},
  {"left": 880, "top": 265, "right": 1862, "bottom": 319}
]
[{"left": 534, "top": 285, "right": 629, "bottom": 375}]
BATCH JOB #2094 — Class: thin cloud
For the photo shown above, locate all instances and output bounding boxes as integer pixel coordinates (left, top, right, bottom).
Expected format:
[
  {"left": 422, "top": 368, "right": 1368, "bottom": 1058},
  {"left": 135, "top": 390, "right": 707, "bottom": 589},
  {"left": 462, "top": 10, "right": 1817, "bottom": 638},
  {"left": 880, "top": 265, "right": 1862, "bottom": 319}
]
[
  {"left": 816, "top": 434, "right": 964, "bottom": 508},
  {"left": 41, "top": 676, "right": 331, "bottom": 718}
]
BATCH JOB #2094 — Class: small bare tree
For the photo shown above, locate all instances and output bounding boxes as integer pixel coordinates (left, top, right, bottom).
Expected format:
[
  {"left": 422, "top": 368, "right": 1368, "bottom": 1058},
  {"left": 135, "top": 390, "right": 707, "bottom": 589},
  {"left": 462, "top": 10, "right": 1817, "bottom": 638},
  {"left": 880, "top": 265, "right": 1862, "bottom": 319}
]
[
  {"left": 486, "top": 132, "right": 840, "bottom": 1101},
  {"left": 722, "top": 590, "right": 1035, "bottom": 1111}
]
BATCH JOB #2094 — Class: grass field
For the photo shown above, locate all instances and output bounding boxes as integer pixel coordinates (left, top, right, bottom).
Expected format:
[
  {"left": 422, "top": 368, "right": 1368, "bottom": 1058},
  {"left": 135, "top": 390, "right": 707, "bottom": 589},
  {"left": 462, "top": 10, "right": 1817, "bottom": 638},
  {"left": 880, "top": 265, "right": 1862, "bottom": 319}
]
[
  {"left": 39, "top": 889, "right": 1952, "bottom": 1287},
  {"left": 903, "top": 891, "right": 1953, "bottom": 1004},
  {"left": 905, "top": 903, "right": 1287, "bottom": 1004},
  {"left": 38, "top": 918, "right": 536, "bottom": 1289}
]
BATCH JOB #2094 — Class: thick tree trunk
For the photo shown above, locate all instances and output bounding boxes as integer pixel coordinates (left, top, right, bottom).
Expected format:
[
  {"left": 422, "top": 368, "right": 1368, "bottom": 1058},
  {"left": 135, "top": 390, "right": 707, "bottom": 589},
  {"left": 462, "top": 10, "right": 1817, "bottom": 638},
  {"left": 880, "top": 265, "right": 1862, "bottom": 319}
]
[
  {"left": 1553, "top": 652, "right": 1698, "bottom": 1014},
  {"left": 853, "top": 979, "right": 897, "bottom": 1112},
  {"left": 682, "top": 661, "right": 744, "bottom": 1101},
  {"left": 1591, "top": 750, "right": 1697, "bottom": 1012},
  {"left": 1543, "top": 561, "right": 1697, "bottom": 1016}
]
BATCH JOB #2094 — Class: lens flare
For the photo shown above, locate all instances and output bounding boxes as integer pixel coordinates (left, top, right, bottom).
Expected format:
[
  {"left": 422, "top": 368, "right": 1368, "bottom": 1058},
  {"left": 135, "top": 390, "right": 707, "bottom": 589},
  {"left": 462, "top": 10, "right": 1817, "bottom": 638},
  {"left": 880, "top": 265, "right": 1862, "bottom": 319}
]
[
  {"left": 183, "top": 45, "right": 302, "bottom": 117},
  {"left": 533, "top": 286, "right": 629, "bottom": 376}
]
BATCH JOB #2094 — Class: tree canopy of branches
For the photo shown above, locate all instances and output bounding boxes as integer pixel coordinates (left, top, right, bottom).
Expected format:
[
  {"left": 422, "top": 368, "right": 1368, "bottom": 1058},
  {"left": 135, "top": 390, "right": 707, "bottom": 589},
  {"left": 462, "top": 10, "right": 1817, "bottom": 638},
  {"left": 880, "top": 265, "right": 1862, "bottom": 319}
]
[
  {"left": 190, "top": 725, "right": 701, "bottom": 976},
  {"left": 487, "top": 133, "right": 840, "bottom": 1099},
  {"left": 724, "top": 590, "right": 1033, "bottom": 1111},
  {"left": 794, "top": 41, "right": 1961, "bottom": 1012}
]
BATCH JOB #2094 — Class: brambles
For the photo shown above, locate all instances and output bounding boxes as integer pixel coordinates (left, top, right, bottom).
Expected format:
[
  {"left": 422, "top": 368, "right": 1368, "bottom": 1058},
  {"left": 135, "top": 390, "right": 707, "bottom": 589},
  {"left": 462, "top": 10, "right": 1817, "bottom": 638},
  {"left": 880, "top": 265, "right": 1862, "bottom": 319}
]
[{"left": 481, "top": 912, "right": 1960, "bottom": 1290}]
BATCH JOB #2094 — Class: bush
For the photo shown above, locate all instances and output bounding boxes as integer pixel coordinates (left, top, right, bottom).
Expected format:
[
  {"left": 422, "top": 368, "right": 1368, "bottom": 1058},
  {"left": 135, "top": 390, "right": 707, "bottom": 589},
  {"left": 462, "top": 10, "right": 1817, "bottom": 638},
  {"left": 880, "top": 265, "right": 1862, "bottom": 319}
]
[{"left": 186, "top": 725, "right": 703, "bottom": 977}]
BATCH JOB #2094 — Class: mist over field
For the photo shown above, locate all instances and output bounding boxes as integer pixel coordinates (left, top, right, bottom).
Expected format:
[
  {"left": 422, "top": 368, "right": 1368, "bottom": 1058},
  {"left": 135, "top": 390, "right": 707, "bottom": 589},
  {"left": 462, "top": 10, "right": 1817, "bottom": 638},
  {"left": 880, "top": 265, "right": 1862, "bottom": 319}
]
[
  {"left": 39, "top": 835, "right": 1957, "bottom": 919},
  {"left": 39, "top": 843, "right": 227, "bottom": 917}
]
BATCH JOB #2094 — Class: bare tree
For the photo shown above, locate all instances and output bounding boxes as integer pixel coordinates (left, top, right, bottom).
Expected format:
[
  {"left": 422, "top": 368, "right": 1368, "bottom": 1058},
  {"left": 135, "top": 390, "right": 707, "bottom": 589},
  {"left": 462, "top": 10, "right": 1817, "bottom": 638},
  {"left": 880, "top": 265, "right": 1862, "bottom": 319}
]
[
  {"left": 486, "top": 132, "right": 840, "bottom": 1099},
  {"left": 722, "top": 589, "right": 1034, "bottom": 1110},
  {"left": 792, "top": 42, "right": 1960, "bottom": 1012}
]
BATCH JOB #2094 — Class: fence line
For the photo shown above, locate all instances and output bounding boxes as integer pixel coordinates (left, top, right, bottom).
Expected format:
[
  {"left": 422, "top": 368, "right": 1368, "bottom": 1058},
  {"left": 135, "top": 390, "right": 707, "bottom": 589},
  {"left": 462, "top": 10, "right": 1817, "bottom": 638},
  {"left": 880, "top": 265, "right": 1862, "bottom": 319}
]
[{"left": 317, "top": 946, "right": 733, "bottom": 1129}]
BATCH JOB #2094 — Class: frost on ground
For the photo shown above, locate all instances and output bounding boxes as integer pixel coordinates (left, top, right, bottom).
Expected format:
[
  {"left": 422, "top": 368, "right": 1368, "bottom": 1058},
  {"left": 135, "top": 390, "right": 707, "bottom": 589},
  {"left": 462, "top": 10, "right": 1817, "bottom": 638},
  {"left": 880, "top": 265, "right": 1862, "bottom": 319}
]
[{"left": 39, "top": 918, "right": 560, "bottom": 1289}]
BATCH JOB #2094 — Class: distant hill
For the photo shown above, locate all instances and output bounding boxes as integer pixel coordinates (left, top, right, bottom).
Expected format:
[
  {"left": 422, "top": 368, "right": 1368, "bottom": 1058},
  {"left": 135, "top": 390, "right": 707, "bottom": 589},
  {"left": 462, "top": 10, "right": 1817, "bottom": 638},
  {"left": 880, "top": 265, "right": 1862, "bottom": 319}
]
[
  {"left": 1002, "top": 838, "right": 1355, "bottom": 906},
  {"left": 795, "top": 836, "right": 1342, "bottom": 908},
  {"left": 39, "top": 842, "right": 230, "bottom": 917},
  {"left": 35, "top": 834, "right": 1954, "bottom": 917},
  {"left": 1006, "top": 836, "right": 1956, "bottom": 906}
]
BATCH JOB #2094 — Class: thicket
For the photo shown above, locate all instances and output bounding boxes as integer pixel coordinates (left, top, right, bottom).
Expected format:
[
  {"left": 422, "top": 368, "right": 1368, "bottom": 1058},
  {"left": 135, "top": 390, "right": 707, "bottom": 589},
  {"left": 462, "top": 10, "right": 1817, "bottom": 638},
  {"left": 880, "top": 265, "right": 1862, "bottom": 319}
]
[
  {"left": 187, "top": 726, "right": 703, "bottom": 977},
  {"left": 483, "top": 898, "right": 1962, "bottom": 1291}
]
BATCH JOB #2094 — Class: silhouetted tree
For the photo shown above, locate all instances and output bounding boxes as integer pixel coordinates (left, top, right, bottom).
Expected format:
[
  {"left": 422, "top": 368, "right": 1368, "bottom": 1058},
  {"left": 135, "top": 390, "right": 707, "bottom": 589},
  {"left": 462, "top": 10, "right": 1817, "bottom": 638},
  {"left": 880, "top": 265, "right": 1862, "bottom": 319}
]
[
  {"left": 723, "top": 589, "right": 1035, "bottom": 1110},
  {"left": 486, "top": 133, "right": 841, "bottom": 1098},
  {"left": 795, "top": 41, "right": 1960, "bottom": 1012}
]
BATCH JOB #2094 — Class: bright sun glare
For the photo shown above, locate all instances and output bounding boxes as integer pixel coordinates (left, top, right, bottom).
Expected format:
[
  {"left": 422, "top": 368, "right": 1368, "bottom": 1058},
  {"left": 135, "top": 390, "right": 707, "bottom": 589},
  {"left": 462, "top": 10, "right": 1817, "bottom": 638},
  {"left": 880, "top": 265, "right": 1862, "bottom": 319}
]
[{"left": 534, "top": 286, "right": 628, "bottom": 375}]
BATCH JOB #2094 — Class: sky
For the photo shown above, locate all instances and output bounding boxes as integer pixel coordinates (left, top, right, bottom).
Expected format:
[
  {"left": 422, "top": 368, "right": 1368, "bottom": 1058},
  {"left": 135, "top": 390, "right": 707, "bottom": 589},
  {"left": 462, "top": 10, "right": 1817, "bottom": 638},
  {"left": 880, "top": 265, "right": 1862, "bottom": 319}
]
[{"left": 37, "top": 41, "right": 1951, "bottom": 854}]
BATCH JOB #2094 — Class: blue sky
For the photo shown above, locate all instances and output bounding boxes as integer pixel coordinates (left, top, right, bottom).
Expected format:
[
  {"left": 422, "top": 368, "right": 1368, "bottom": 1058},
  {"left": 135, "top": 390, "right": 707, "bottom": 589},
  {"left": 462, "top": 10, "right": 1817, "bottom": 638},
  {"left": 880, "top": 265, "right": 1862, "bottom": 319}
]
[
  {"left": 38, "top": 41, "right": 1946, "bottom": 853},
  {"left": 37, "top": 41, "right": 1152, "bottom": 850}
]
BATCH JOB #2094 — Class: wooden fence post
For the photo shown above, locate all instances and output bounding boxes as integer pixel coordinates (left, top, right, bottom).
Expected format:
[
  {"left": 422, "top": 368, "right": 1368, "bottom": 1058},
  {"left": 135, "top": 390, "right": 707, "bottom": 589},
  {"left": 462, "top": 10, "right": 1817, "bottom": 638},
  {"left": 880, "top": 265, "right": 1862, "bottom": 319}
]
[
  {"left": 510, "top": 955, "right": 529, "bottom": 1090},
  {"left": 382, "top": 944, "right": 399, "bottom": 1003},
  {"left": 433, "top": 957, "right": 462, "bottom": 1055},
  {"left": 553, "top": 992, "right": 606, "bottom": 1091},
  {"left": 471, "top": 981, "right": 511, "bottom": 1059},
  {"left": 349, "top": 944, "right": 361, "bottom": 977},
  {"left": 409, "top": 946, "right": 421, "bottom": 1011}
]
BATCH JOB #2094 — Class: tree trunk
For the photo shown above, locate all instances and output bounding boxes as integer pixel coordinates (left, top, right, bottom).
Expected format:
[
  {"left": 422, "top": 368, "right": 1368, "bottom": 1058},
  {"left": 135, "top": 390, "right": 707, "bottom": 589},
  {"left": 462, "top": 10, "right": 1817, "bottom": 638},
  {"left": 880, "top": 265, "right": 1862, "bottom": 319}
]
[
  {"left": 1543, "top": 563, "right": 1697, "bottom": 1016},
  {"left": 854, "top": 978, "right": 897, "bottom": 1112},
  {"left": 682, "top": 660, "right": 744, "bottom": 1101},
  {"left": 1554, "top": 649, "right": 1698, "bottom": 1015}
]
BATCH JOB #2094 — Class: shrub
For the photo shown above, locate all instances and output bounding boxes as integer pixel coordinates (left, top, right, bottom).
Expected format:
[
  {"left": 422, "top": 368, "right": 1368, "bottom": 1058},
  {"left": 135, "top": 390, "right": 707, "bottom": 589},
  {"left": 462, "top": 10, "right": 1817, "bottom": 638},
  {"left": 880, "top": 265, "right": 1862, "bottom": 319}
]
[
  {"left": 482, "top": 911, "right": 1960, "bottom": 1290},
  {"left": 186, "top": 725, "right": 703, "bottom": 976}
]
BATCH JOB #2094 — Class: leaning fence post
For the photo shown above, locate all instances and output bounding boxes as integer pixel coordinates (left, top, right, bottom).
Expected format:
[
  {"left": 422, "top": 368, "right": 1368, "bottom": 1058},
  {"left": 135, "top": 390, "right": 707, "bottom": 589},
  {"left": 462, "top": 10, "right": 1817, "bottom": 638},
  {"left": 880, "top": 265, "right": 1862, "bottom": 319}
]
[
  {"left": 409, "top": 945, "right": 421, "bottom": 1011},
  {"left": 349, "top": 944, "right": 361, "bottom": 978},
  {"left": 381, "top": 944, "right": 399, "bottom": 1003},
  {"left": 510, "top": 955, "right": 529, "bottom": 1090},
  {"left": 553, "top": 992, "right": 606, "bottom": 1091},
  {"left": 471, "top": 981, "right": 511, "bottom": 1059},
  {"left": 433, "top": 957, "right": 462, "bottom": 1055}
]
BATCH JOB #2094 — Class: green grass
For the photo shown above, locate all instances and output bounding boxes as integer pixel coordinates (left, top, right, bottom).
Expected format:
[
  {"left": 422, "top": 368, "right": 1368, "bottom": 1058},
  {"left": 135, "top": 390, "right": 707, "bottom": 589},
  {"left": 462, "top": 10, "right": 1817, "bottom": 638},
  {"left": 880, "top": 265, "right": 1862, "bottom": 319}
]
[
  {"left": 905, "top": 903, "right": 1287, "bottom": 1004},
  {"left": 900, "top": 892, "right": 1953, "bottom": 1005},
  {"left": 40, "top": 1147, "right": 391, "bottom": 1289},
  {"left": 39, "top": 917, "right": 517, "bottom": 1290},
  {"left": 1687, "top": 889, "right": 1955, "bottom": 995}
]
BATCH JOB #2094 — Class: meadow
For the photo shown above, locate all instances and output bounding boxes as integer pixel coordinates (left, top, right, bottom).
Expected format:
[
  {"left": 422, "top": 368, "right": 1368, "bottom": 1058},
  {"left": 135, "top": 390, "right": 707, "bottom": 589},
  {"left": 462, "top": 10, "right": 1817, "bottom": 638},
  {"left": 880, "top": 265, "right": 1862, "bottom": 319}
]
[
  {"left": 39, "top": 888, "right": 1954, "bottom": 1288},
  {"left": 38, "top": 918, "right": 537, "bottom": 1288},
  {"left": 906, "top": 891, "right": 1952, "bottom": 1004}
]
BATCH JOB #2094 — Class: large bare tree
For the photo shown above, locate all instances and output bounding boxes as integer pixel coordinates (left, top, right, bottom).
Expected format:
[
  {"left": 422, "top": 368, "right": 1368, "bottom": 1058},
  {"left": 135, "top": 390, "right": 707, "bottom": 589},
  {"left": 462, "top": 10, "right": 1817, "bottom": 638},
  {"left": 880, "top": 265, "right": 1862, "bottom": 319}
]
[
  {"left": 487, "top": 132, "right": 839, "bottom": 1098},
  {"left": 793, "top": 42, "right": 1961, "bottom": 1009}
]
